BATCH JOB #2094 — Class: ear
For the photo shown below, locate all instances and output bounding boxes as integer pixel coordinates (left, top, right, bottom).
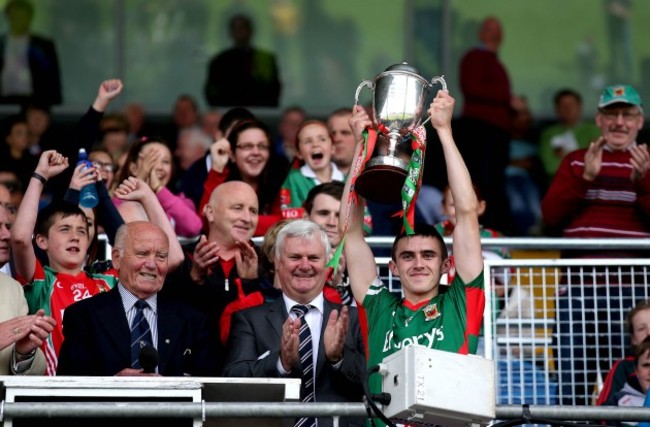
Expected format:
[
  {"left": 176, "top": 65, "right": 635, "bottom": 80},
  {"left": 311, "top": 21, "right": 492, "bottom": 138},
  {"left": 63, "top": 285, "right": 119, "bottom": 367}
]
[
  {"left": 111, "top": 248, "right": 121, "bottom": 270},
  {"left": 203, "top": 204, "right": 214, "bottom": 223},
  {"left": 388, "top": 259, "right": 399, "bottom": 276},
  {"left": 441, "top": 257, "right": 453, "bottom": 274},
  {"left": 228, "top": 151, "right": 236, "bottom": 162},
  {"left": 128, "top": 161, "right": 138, "bottom": 176},
  {"left": 34, "top": 234, "right": 48, "bottom": 251}
]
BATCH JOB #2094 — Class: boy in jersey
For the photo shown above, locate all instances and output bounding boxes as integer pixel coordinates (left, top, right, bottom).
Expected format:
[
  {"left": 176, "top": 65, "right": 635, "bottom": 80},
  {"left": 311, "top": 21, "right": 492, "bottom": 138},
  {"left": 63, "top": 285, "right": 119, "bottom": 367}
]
[
  {"left": 341, "top": 90, "right": 485, "bottom": 398},
  {"left": 10, "top": 150, "right": 119, "bottom": 375}
]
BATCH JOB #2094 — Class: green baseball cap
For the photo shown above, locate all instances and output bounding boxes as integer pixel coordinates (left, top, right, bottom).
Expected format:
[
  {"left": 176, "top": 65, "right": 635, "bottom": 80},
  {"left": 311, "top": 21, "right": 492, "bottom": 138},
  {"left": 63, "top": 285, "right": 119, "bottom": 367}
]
[{"left": 598, "top": 84, "right": 643, "bottom": 109}]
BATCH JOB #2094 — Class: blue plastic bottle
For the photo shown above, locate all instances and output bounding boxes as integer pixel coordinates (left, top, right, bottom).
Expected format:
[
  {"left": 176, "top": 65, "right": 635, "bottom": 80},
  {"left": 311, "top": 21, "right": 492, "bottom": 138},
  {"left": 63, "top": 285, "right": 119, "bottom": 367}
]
[{"left": 77, "top": 148, "right": 98, "bottom": 208}]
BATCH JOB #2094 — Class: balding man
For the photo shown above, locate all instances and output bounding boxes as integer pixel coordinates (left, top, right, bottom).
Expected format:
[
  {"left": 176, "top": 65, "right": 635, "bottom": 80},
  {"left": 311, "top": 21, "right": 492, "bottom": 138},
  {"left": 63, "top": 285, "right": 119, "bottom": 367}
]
[
  {"left": 57, "top": 222, "right": 219, "bottom": 376},
  {"left": 164, "top": 181, "right": 263, "bottom": 346},
  {"left": 456, "top": 15, "right": 513, "bottom": 233}
]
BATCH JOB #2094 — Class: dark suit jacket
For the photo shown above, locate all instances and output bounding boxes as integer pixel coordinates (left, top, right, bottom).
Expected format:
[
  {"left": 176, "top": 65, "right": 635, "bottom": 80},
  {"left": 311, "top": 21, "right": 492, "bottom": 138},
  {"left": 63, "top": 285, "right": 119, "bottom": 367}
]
[
  {"left": 223, "top": 297, "right": 366, "bottom": 427},
  {"left": 0, "top": 34, "right": 62, "bottom": 106},
  {"left": 57, "top": 287, "right": 220, "bottom": 376}
]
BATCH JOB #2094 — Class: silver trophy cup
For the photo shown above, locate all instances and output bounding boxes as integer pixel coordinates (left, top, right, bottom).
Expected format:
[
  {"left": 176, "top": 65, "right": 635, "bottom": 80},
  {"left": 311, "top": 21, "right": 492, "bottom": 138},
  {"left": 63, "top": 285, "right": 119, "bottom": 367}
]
[{"left": 354, "top": 62, "right": 446, "bottom": 204}]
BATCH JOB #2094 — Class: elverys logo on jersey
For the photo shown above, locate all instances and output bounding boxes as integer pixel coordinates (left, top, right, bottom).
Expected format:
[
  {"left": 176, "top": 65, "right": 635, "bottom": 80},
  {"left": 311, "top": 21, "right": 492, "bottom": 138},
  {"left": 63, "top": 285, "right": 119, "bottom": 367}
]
[{"left": 382, "top": 326, "right": 445, "bottom": 352}]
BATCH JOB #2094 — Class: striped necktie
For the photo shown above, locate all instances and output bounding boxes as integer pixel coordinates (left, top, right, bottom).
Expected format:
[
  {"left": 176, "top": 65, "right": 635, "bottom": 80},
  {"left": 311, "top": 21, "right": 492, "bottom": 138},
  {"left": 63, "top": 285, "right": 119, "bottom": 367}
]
[
  {"left": 130, "top": 300, "right": 153, "bottom": 369},
  {"left": 291, "top": 304, "right": 317, "bottom": 427}
]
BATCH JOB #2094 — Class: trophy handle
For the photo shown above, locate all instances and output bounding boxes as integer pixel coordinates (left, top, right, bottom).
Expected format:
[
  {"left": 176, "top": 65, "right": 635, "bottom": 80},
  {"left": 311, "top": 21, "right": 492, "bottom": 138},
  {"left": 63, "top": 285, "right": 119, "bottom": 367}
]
[
  {"left": 354, "top": 79, "right": 374, "bottom": 106},
  {"left": 430, "top": 75, "right": 447, "bottom": 92}
]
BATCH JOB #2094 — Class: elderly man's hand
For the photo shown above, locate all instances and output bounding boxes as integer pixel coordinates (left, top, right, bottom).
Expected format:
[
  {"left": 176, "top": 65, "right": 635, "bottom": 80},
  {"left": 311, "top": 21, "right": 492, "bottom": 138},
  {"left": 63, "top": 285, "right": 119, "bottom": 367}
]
[
  {"left": 323, "top": 306, "right": 349, "bottom": 363},
  {"left": 582, "top": 137, "right": 607, "bottom": 182},
  {"left": 630, "top": 143, "right": 650, "bottom": 182},
  {"left": 280, "top": 316, "right": 300, "bottom": 372}
]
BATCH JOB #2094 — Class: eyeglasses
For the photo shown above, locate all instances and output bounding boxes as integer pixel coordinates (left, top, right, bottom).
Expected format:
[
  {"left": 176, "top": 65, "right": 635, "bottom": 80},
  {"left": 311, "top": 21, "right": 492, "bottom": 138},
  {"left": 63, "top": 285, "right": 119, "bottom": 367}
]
[
  {"left": 92, "top": 161, "right": 115, "bottom": 173},
  {"left": 599, "top": 110, "right": 642, "bottom": 121},
  {"left": 236, "top": 143, "right": 270, "bottom": 152}
]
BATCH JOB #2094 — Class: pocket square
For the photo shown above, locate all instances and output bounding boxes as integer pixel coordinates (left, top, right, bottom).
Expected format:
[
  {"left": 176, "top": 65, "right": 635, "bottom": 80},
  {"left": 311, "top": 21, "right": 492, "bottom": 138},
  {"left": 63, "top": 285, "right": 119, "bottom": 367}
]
[{"left": 258, "top": 350, "right": 270, "bottom": 360}]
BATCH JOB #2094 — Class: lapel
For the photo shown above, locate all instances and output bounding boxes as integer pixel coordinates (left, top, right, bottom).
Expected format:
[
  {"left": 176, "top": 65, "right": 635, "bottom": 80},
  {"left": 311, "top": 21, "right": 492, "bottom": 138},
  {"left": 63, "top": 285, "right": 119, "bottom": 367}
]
[
  {"left": 156, "top": 294, "right": 184, "bottom": 373},
  {"left": 265, "top": 298, "right": 288, "bottom": 341},
  {"left": 96, "top": 287, "right": 131, "bottom": 363}
]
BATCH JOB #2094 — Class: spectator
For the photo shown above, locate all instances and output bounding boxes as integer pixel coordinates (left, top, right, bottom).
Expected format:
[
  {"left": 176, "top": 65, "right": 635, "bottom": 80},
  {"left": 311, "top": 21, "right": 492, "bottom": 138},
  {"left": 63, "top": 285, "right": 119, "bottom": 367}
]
[
  {"left": 178, "top": 107, "right": 255, "bottom": 210},
  {"left": 539, "top": 89, "right": 601, "bottom": 180},
  {"left": 23, "top": 102, "right": 54, "bottom": 155},
  {"left": 598, "top": 300, "right": 650, "bottom": 406},
  {"left": 506, "top": 95, "right": 544, "bottom": 236},
  {"left": 279, "top": 120, "right": 343, "bottom": 218},
  {"left": 603, "top": 336, "right": 650, "bottom": 424},
  {"left": 198, "top": 119, "right": 289, "bottom": 237},
  {"left": 303, "top": 182, "right": 353, "bottom": 305},
  {"left": 0, "top": 116, "right": 38, "bottom": 191},
  {"left": 113, "top": 137, "right": 202, "bottom": 238},
  {"left": 174, "top": 127, "right": 212, "bottom": 172},
  {"left": 201, "top": 110, "right": 221, "bottom": 140},
  {"left": 542, "top": 84, "right": 650, "bottom": 405},
  {"left": 274, "top": 106, "right": 305, "bottom": 163},
  {"left": 341, "top": 91, "right": 485, "bottom": 408},
  {"left": 204, "top": 14, "right": 281, "bottom": 107},
  {"left": 222, "top": 219, "right": 365, "bottom": 427},
  {"left": 97, "top": 126, "right": 129, "bottom": 164},
  {"left": 0, "top": 170, "right": 23, "bottom": 209},
  {"left": 57, "top": 221, "right": 220, "bottom": 377},
  {"left": 10, "top": 151, "right": 120, "bottom": 375},
  {"left": 163, "top": 181, "right": 264, "bottom": 347},
  {"left": 0, "top": 202, "right": 55, "bottom": 375},
  {"left": 124, "top": 102, "right": 145, "bottom": 145},
  {"left": 457, "top": 16, "right": 513, "bottom": 234},
  {"left": 328, "top": 107, "right": 355, "bottom": 175},
  {"left": 0, "top": 0, "right": 61, "bottom": 106}
]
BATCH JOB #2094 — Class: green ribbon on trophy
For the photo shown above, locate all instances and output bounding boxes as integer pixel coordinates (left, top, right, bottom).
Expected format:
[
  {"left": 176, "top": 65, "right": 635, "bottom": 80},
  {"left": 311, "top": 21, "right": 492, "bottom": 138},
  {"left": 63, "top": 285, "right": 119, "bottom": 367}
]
[
  {"left": 327, "top": 127, "right": 377, "bottom": 278},
  {"left": 400, "top": 125, "right": 427, "bottom": 235}
]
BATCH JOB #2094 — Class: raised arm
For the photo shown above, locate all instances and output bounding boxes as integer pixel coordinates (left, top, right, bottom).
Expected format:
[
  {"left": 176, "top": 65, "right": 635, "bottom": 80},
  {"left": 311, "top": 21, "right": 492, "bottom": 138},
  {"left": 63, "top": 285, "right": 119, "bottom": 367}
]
[
  {"left": 340, "top": 106, "right": 377, "bottom": 303},
  {"left": 114, "top": 177, "right": 184, "bottom": 271},
  {"left": 11, "top": 151, "right": 69, "bottom": 282},
  {"left": 429, "top": 91, "right": 483, "bottom": 282}
]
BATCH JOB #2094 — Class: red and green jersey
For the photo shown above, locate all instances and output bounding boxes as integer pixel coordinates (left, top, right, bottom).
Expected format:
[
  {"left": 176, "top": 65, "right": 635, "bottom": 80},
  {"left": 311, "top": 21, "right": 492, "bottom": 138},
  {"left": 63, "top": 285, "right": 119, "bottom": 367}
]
[
  {"left": 19, "top": 260, "right": 118, "bottom": 375},
  {"left": 360, "top": 273, "right": 485, "bottom": 396}
]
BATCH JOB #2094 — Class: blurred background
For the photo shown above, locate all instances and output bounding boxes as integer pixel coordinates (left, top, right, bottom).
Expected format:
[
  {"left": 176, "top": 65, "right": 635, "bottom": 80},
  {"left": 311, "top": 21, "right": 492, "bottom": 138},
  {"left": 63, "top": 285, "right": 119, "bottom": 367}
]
[{"left": 9, "top": 0, "right": 649, "bottom": 119}]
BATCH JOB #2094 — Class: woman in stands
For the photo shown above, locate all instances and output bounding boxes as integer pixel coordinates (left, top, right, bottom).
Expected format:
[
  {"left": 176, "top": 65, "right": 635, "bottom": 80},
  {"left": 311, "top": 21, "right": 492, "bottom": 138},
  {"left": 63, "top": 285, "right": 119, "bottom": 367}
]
[
  {"left": 114, "top": 136, "right": 202, "bottom": 238},
  {"left": 198, "top": 119, "right": 289, "bottom": 236}
]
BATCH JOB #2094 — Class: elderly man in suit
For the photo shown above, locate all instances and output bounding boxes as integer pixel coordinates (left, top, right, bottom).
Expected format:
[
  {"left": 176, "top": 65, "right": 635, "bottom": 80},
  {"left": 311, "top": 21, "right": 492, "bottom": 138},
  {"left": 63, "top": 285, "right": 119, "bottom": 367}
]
[
  {"left": 57, "top": 221, "right": 219, "bottom": 376},
  {"left": 223, "top": 219, "right": 365, "bottom": 427}
]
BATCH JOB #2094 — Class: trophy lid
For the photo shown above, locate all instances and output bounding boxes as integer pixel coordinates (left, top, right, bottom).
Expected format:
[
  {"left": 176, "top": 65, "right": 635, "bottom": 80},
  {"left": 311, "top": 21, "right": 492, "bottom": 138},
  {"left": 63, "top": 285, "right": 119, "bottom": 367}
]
[{"left": 385, "top": 62, "right": 420, "bottom": 75}]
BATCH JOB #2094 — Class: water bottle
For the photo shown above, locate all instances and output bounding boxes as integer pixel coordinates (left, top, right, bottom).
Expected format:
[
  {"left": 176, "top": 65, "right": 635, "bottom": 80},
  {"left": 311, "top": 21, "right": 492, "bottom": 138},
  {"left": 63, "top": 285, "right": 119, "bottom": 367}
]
[{"left": 77, "top": 148, "right": 98, "bottom": 208}]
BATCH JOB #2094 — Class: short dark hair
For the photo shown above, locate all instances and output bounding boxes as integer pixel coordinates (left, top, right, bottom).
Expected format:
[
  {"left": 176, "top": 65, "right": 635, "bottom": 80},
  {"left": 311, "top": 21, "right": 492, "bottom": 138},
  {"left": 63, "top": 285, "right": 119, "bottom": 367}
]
[
  {"left": 635, "top": 335, "right": 650, "bottom": 364},
  {"left": 303, "top": 181, "right": 344, "bottom": 214},
  {"left": 219, "top": 107, "right": 255, "bottom": 136},
  {"left": 35, "top": 201, "right": 88, "bottom": 238},
  {"left": 391, "top": 223, "right": 448, "bottom": 261},
  {"left": 553, "top": 89, "right": 582, "bottom": 107}
]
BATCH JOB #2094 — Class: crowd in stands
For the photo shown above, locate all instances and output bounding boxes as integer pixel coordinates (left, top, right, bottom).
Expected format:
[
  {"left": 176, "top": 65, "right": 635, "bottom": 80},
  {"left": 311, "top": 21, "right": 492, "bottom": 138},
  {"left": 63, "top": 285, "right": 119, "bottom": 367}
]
[{"left": 0, "top": 2, "right": 650, "bottom": 423}]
